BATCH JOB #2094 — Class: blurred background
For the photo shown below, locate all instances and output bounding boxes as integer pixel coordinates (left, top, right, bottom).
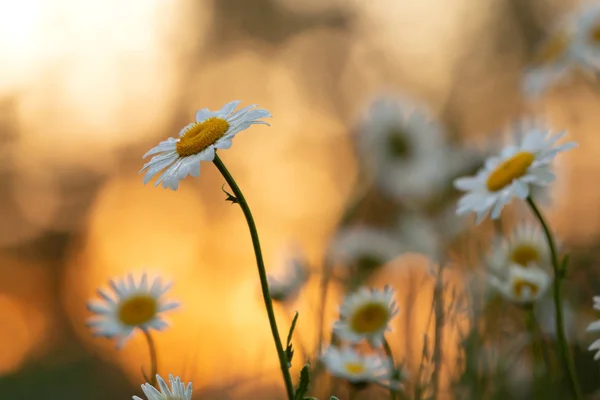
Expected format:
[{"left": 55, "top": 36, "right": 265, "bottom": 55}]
[{"left": 1, "top": 0, "right": 600, "bottom": 399}]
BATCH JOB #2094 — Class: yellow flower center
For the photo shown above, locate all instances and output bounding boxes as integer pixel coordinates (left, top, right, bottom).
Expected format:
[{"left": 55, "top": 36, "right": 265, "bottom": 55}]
[
  {"left": 176, "top": 117, "right": 230, "bottom": 157},
  {"left": 510, "top": 244, "right": 540, "bottom": 267},
  {"left": 512, "top": 278, "right": 539, "bottom": 300},
  {"left": 345, "top": 362, "right": 366, "bottom": 375},
  {"left": 118, "top": 295, "right": 158, "bottom": 326},
  {"left": 589, "top": 23, "right": 600, "bottom": 44},
  {"left": 486, "top": 151, "right": 535, "bottom": 192},
  {"left": 533, "top": 33, "right": 569, "bottom": 65},
  {"left": 350, "top": 302, "right": 389, "bottom": 334}
]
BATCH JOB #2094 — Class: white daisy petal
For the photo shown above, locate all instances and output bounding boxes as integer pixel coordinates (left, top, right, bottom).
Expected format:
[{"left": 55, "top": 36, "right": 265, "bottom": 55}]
[
  {"left": 488, "top": 264, "right": 551, "bottom": 304},
  {"left": 135, "top": 374, "right": 193, "bottom": 400}
]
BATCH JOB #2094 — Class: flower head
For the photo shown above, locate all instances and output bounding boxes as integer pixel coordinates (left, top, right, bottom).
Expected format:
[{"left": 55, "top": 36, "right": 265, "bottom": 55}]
[
  {"left": 267, "top": 251, "right": 310, "bottom": 304},
  {"left": 322, "top": 346, "right": 393, "bottom": 384},
  {"left": 87, "top": 273, "right": 179, "bottom": 348},
  {"left": 488, "top": 224, "right": 550, "bottom": 273},
  {"left": 334, "top": 286, "right": 398, "bottom": 346},
  {"left": 133, "top": 374, "right": 192, "bottom": 400},
  {"left": 454, "top": 122, "right": 576, "bottom": 223},
  {"left": 489, "top": 264, "right": 551, "bottom": 304},
  {"left": 587, "top": 296, "right": 600, "bottom": 360},
  {"left": 356, "top": 95, "right": 449, "bottom": 201},
  {"left": 141, "top": 100, "right": 271, "bottom": 190},
  {"left": 571, "top": 2, "right": 600, "bottom": 69}
]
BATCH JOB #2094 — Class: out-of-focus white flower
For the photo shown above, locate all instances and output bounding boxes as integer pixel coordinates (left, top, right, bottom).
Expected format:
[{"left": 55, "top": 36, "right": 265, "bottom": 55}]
[
  {"left": 267, "top": 250, "right": 310, "bottom": 304},
  {"left": 334, "top": 285, "right": 398, "bottom": 346},
  {"left": 586, "top": 296, "right": 600, "bottom": 360},
  {"left": 327, "top": 227, "right": 405, "bottom": 271},
  {"left": 356, "top": 95, "right": 449, "bottom": 201},
  {"left": 141, "top": 100, "right": 271, "bottom": 190},
  {"left": 394, "top": 213, "right": 442, "bottom": 261},
  {"left": 571, "top": 2, "right": 600, "bottom": 69},
  {"left": 488, "top": 264, "right": 551, "bottom": 304},
  {"left": 488, "top": 224, "right": 550, "bottom": 274},
  {"left": 454, "top": 121, "right": 576, "bottom": 223},
  {"left": 87, "top": 274, "right": 179, "bottom": 349},
  {"left": 133, "top": 374, "right": 192, "bottom": 400},
  {"left": 322, "top": 346, "right": 393, "bottom": 384}
]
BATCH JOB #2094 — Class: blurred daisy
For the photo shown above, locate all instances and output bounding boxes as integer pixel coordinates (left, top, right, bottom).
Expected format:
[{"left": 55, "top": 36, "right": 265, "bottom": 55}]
[
  {"left": 267, "top": 251, "right": 310, "bottom": 304},
  {"left": 141, "top": 100, "right": 271, "bottom": 190},
  {"left": 586, "top": 296, "right": 600, "bottom": 360},
  {"left": 571, "top": 2, "right": 600, "bottom": 69},
  {"left": 394, "top": 213, "right": 442, "bottom": 261},
  {"left": 356, "top": 95, "right": 449, "bottom": 201},
  {"left": 133, "top": 374, "right": 192, "bottom": 400},
  {"left": 327, "top": 227, "right": 404, "bottom": 272},
  {"left": 522, "top": 27, "right": 575, "bottom": 98},
  {"left": 334, "top": 286, "right": 398, "bottom": 346},
  {"left": 488, "top": 224, "right": 550, "bottom": 273},
  {"left": 454, "top": 122, "right": 576, "bottom": 223},
  {"left": 87, "top": 274, "right": 179, "bottom": 348},
  {"left": 322, "top": 346, "right": 393, "bottom": 384},
  {"left": 489, "top": 264, "right": 551, "bottom": 304}
]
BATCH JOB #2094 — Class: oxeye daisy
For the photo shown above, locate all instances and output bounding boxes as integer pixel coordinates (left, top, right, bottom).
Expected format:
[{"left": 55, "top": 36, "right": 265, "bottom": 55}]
[
  {"left": 133, "top": 374, "right": 193, "bottom": 400},
  {"left": 87, "top": 274, "right": 179, "bottom": 348},
  {"left": 488, "top": 264, "right": 551, "bottom": 304},
  {"left": 267, "top": 252, "right": 310, "bottom": 304},
  {"left": 488, "top": 224, "right": 550, "bottom": 273},
  {"left": 586, "top": 296, "right": 600, "bottom": 360},
  {"left": 334, "top": 286, "right": 398, "bottom": 346},
  {"left": 522, "top": 27, "right": 575, "bottom": 98},
  {"left": 322, "top": 346, "right": 393, "bottom": 384},
  {"left": 454, "top": 122, "right": 576, "bottom": 223},
  {"left": 141, "top": 100, "right": 271, "bottom": 190},
  {"left": 571, "top": 2, "right": 600, "bottom": 69},
  {"left": 356, "top": 95, "right": 449, "bottom": 201}
]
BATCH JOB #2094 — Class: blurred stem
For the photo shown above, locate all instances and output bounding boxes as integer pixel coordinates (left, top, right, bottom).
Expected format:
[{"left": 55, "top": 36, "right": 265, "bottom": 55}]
[
  {"left": 213, "top": 153, "right": 295, "bottom": 400},
  {"left": 526, "top": 309, "right": 544, "bottom": 397},
  {"left": 382, "top": 337, "right": 397, "bottom": 400},
  {"left": 431, "top": 264, "right": 444, "bottom": 400},
  {"left": 526, "top": 196, "right": 582, "bottom": 400},
  {"left": 142, "top": 329, "right": 158, "bottom": 386}
]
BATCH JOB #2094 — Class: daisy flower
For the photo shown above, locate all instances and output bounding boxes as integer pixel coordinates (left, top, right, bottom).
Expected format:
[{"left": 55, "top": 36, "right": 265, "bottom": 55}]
[
  {"left": 571, "top": 2, "right": 600, "bottom": 69},
  {"left": 356, "top": 95, "right": 449, "bottom": 201},
  {"left": 267, "top": 251, "right": 310, "bottom": 304},
  {"left": 394, "top": 212, "right": 442, "bottom": 261},
  {"left": 522, "top": 27, "right": 576, "bottom": 98},
  {"left": 87, "top": 274, "right": 179, "bottom": 348},
  {"left": 327, "top": 227, "right": 405, "bottom": 272},
  {"left": 133, "top": 374, "right": 193, "bottom": 400},
  {"left": 488, "top": 264, "right": 551, "bottom": 304},
  {"left": 586, "top": 296, "right": 600, "bottom": 360},
  {"left": 322, "top": 346, "right": 393, "bottom": 384},
  {"left": 488, "top": 224, "right": 550, "bottom": 273},
  {"left": 334, "top": 286, "right": 398, "bottom": 346},
  {"left": 454, "top": 121, "right": 576, "bottom": 223},
  {"left": 141, "top": 100, "right": 271, "bottom": 190}
]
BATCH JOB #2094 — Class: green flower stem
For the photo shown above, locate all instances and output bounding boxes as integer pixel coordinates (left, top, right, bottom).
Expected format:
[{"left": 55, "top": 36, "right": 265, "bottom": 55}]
[
  {"left": 526, "top": 310, "right": 543, "bottom": 397},
  {"left": 382, "top": 337, "right": 397, "bottom": 400},
  {"left": 213, "top": 153, "right": 295, "bottom": 400},
  {"left": 142, "top": 329, "right": 158, "bottom": 386},
  {"left": 526, "top": 196, "right": 582, "bottom": 400}
]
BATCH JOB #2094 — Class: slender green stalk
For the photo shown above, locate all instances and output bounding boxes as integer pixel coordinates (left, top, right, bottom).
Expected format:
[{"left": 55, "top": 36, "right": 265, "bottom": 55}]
[
  {"left": 431, "top": 264, "right": 444, "bottom": 400},
  {"left": 526, "top": 309, "right": 544, "bottom": 397},
  {"left": 382, "top": 337, "right": 397, "bottom": 400},
  {"left": 213, "top": 153, "right": 295, "bottom": 400},
  {"left": 526, "top": 196, "right": 582, "bottom": 400},
  {"left": 142, "top": 329, "right": 158, "bottom": 386}
]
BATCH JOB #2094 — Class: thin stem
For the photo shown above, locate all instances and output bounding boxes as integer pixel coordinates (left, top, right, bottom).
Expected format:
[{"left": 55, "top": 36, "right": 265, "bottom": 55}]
[
  {"left": 212, "top": 153, "right": 295, "bottom": 400},
  {"left": 142, "top": 329, "right": 158, "bottom": 386},
  {"left": 526, "top": 309, "right": 544, "bottom": 397},
  {"left": 431, "top": 264, "right": 444, "bottom": 400},
  {"left": 382, "top": 337, "right": 397, "bottom": 400},
  {"left": 526, "top": 196, "right": 582, "bottom": 400}
]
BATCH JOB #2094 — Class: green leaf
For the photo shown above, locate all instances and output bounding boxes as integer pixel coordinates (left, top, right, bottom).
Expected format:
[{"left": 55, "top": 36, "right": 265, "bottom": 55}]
[
  {"left": 285, "top": 311, "right": 299, "bottom": 367},
  {"left": 294, "top": 364, "right": 310, "bottom": 400},
  {"left": 220, "top": 184, "right": 239, "bottom": 204}
]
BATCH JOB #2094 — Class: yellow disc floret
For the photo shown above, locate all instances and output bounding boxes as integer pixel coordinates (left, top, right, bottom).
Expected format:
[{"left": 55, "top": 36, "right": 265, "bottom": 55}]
[
  {"left": 486, "top": 151, "right": 535, "bottom": 192},
  {"left": 589, "top": 23, "right": 600, "bottom": 45},
  {"left": 345, "top": 362, "right": 366, "bottom": 375},
  {"left": 511, "top": 244, "right": 540, "bottom": 267},
  {"left": 533, "top": 33, "right": 569, "bottom": 65},
  {"left": 176, "top": 117, "right": 230, "bottom": 157},
  {"left": 118, "top": 295, "right": 158, "bottom": 326},
  {"left": 512, "top": 279, "right": 539, "bottom": 299},
  {"left": 350, "top": 302, "right": 389, "bottom": 334}
]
